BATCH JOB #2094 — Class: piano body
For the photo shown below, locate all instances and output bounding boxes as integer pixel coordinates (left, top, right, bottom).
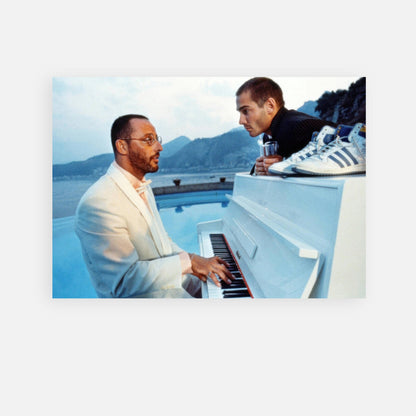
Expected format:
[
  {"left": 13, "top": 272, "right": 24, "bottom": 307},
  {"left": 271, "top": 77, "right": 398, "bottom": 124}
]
[{"left": 197, "top": 173, "right": 365, "bottom": 298}]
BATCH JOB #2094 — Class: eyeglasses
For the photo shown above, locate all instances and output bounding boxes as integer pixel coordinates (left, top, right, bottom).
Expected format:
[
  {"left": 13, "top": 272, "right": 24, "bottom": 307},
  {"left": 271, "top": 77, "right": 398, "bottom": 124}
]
[{"left": 120, "top": 135, "right": 163, "bottom": 146}]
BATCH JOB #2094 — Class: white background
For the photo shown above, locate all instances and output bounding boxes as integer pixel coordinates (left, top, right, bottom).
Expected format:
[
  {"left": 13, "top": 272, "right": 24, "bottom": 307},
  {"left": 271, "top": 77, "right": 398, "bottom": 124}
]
[{"left": 2, "top": 1, "right": 416, "bottom": 415}]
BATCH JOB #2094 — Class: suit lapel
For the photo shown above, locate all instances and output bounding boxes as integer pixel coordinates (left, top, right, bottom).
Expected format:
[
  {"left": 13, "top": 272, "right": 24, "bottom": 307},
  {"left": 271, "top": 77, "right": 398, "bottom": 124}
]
[{"left": 106, "top": 164, "right": 170, "bottom": 256}]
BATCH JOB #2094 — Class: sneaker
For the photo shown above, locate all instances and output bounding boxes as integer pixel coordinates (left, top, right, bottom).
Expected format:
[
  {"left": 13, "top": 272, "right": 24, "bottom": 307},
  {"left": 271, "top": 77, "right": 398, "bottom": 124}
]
[
  {"left": 268, "top": 125, "right": 336, "bottom": 176},
  {"left": 293, "top": 123, "right": 366, "bottom": 176}
]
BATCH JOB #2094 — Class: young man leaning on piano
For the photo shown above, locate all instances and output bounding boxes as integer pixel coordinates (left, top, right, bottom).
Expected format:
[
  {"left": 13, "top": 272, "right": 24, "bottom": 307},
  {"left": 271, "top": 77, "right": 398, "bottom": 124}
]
[{"left": 235, "top": 77, "right": 336, "bottom": 175}]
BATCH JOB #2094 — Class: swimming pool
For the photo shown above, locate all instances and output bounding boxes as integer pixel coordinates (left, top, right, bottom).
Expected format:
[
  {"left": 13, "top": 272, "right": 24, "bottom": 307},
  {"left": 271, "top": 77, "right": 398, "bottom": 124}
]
[{"left": 52, "top": 190, "right": 231, "bottom": 298}]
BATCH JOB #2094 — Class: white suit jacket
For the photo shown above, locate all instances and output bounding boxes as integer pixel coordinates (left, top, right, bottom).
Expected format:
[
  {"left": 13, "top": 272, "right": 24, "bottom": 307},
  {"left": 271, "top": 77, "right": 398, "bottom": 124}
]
[{"left": 75, "top": 164, "right": 194, "bottom": 298}]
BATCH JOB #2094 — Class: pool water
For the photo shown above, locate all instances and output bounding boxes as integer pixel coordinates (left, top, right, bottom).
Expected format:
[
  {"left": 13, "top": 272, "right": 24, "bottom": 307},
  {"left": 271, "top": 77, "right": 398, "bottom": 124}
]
[
  {"left": 156, "top": 190, "right": 230, "bottom": 255},
  {"left": 52, "top": 190, "right": 230, "bottom": 298}
]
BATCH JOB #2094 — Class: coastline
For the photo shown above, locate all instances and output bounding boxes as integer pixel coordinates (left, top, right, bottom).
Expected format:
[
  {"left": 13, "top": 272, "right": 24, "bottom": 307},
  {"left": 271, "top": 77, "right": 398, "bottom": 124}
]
[{"left": 53, "top": 169, "right": 243, "bottom": 219}]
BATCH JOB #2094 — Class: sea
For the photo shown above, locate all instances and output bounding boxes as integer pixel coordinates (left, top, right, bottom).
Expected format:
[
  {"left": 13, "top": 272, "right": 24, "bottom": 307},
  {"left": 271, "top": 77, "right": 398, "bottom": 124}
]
[{"left": 53, "top": 169, "right": 242, "bottom": 218}]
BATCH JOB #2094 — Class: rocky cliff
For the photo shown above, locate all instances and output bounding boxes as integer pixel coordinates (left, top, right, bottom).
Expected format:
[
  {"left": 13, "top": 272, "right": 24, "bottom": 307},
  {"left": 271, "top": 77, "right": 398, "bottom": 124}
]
[{"left": 315, "top": 77, "right": 366, "bottom": 125}]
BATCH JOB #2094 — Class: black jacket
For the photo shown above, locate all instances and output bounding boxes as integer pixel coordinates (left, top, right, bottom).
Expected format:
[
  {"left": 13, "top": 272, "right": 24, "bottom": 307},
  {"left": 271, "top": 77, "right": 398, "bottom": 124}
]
[
  {"left": 268, "top": 107, "right": 336, "bottom": 158},
  {"left": 250, "top": 108, "right": 336, "bottom": 174}
]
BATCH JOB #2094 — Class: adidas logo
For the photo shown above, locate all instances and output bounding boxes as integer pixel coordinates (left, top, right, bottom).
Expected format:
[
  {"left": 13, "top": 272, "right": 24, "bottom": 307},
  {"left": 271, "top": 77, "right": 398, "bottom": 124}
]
[{"left": 293, "top": 123, "right": 366, "bottom": 176}]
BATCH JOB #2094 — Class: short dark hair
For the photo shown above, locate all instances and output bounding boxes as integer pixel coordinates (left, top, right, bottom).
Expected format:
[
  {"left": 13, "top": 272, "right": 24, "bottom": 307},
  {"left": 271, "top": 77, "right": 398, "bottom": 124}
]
[
  {"left": 236, "top": 77, "right": 285, "bottom": 107},
  {"left": 110, "top": 114, "right": 149, "bottom": 153}
]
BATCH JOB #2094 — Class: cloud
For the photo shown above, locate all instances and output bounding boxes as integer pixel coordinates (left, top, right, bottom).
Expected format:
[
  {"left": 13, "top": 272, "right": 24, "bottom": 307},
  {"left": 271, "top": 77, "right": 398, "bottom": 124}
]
[{"left": 52, "top": 76, "right": 360, "bottom": 163}]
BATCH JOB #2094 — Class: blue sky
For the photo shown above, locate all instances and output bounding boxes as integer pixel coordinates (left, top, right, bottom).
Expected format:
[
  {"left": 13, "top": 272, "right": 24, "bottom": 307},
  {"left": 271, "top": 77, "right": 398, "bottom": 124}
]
[{"left": 53, "top": 76, "right": 360, "bottom": 164}]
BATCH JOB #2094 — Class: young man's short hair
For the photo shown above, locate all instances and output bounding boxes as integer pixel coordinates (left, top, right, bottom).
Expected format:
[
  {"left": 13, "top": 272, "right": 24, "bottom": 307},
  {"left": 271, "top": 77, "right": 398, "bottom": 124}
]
[{"left": 236, "top": 77, "right": 285, "bottom": 107}]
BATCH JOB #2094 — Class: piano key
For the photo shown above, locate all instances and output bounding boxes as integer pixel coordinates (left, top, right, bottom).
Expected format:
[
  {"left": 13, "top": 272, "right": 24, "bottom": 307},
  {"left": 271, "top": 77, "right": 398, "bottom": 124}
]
[
  {"left": 221, "top": 280, "right": 246, "bottom": 288},
  {"left": 222, "top": 288, "right": 249, "bottom": 294},
  {"left": 223, "top": 292, "right": 251, "bottom": 298},
  {"left": 224, "top": 279, "right": 241, "bottom": 285},
  {"left": 207, "top": 233, "right": 252, "bottom": 299}
]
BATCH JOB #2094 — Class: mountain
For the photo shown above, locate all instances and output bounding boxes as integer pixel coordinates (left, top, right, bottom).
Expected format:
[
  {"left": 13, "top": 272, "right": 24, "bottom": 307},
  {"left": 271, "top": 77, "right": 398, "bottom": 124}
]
[
  {"left": 297, "top": 100, "right": 319, "bottom": 117},
  {"left": 159, "top": 135, "right": 190, "bottom": 158},
  {"left": 158, "top": 128, "right": 258, "bottom": 173},
  {"left": 53, "top": 128, "right": 259, "bottom": 179},
  {"left": 53, "top": 153, "right": 114, "bottom": 178}
]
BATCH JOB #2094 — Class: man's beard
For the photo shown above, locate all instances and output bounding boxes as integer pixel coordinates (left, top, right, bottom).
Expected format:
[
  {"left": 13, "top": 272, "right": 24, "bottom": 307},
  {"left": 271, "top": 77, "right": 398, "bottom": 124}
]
[{"left": 128, "top": 149, "right": 160, "bottom": 175}]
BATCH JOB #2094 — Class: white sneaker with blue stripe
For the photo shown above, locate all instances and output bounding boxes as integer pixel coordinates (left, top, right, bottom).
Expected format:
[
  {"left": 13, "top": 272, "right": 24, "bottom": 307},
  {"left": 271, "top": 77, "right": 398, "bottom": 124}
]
[
  {"left": 268, "top": 125, "right": 337, "bottom": 176},
  {"left": 293, "top": 123, "right": 366, "bottom": 176}
]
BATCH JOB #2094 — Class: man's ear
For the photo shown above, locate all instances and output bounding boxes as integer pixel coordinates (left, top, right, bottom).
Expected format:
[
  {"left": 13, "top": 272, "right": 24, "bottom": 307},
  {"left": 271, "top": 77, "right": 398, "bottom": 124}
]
[
  {"left": 115, "top": 139, "right": 128, "bottom": 155},
  {"left": 265, "top": 97, "right": 279, "bottom": 114}
]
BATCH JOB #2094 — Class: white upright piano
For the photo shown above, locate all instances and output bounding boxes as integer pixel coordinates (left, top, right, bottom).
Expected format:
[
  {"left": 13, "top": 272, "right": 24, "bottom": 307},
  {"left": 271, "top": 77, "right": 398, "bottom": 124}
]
[{"left": 198, "top": 173, "right": 365, "bottom": 298}]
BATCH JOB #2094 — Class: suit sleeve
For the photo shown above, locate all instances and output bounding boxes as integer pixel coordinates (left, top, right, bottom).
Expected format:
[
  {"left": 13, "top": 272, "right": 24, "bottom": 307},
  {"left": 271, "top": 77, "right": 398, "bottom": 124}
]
[{"left": 75, "top": 201, "right": 184, "bottom": 298}]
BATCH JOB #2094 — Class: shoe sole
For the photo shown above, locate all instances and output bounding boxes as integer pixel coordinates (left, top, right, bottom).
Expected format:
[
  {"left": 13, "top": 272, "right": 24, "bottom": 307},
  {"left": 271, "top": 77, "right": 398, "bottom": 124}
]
[
  {"left": 269, "top": 167, "right": 297, "bottom": 176},
  {"left": 293, "top": 163, "right": 366, "bottom": 176}
]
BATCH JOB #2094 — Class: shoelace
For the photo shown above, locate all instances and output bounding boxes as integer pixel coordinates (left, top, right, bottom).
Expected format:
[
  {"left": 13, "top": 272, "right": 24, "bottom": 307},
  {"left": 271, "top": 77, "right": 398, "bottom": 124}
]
[
  {"left": 316, "top": 136, "right": 346, "bottom": 160},
  {"left": 288, "top": 140, "right": 317, "bottom": 161},
  {"left": 291, "top": 131, "right": 334, "bottom": 162}
]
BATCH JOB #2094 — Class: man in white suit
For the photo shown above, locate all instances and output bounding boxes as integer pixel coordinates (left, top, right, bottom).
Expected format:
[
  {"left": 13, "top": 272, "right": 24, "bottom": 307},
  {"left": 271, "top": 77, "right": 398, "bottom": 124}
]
[{"left": 75, "top": 114, "right": 233, "bottom": 298}]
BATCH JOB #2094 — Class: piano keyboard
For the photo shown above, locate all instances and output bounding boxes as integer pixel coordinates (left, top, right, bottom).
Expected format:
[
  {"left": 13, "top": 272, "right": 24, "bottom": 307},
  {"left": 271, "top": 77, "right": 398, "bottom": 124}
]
[{"left": 207, "top": 233, "right": 252, "bottom": 299}]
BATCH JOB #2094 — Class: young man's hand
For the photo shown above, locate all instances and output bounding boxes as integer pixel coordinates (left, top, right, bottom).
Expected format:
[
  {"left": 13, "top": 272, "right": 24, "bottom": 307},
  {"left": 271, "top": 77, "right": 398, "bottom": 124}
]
[{"left": 255, "top": 155, "right": 283, "bottom": 175}]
